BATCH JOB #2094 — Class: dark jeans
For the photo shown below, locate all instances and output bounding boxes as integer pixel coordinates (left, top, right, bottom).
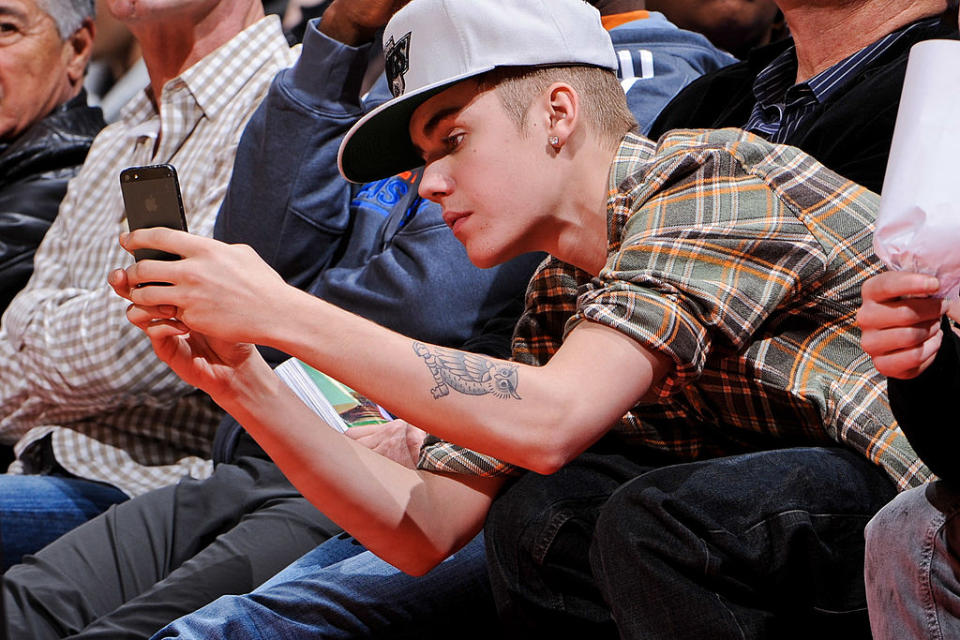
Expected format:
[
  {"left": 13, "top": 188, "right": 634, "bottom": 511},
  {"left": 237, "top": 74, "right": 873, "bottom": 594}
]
[
  {"left": 485, "top": 446, "right": 897, "bottom": 640},
  {"left": 0, "top": 474, "right": 128, "bottom": 571},
  {"left": 2, "top": 456, "right": 341, "bottom": 640}
]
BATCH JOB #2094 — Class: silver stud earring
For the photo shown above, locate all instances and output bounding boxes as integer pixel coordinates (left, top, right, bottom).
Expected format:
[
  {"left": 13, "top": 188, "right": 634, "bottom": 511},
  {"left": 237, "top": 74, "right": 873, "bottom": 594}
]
[{"left": 548, "top": 136, "right": 560, "bottom": 146}]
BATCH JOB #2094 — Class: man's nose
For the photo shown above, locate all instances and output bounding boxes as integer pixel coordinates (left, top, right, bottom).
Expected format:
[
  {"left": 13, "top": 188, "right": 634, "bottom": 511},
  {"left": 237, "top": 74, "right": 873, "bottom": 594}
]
[{"left": 418, "top": 162, "right": 454, "bottom": 203}]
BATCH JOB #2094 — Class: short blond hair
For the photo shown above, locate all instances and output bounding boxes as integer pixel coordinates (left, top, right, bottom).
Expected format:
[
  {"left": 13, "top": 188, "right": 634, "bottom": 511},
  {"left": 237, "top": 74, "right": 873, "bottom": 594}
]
[{"left": 478, "top": 65, "right": 637, "bottom": 150}]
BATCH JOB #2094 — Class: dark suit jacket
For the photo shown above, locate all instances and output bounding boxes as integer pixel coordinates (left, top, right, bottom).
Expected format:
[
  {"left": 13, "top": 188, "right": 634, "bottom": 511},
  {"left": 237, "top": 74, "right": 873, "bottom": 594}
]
[
  {"left": 0, "top": 92, "right": 104, "bottom": 312},
  {"left": 648, "top": 12, "right": 960, "bottom": 194},
  {"left": 887, "top": 318, "right": 960, "bottom": 485}
]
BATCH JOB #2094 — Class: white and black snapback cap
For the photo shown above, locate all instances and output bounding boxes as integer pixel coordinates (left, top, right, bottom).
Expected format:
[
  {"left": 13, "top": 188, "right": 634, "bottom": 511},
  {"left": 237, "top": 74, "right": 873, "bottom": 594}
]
[{"left": 337, "top": 0, "right": 618, "bottom": 184}]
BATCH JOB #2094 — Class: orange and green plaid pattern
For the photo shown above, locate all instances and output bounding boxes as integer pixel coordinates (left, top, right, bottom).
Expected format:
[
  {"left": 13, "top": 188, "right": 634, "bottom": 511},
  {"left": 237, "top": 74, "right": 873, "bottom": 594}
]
[{"left": 419, "top": 129, "right": 928, "bottom": 491}]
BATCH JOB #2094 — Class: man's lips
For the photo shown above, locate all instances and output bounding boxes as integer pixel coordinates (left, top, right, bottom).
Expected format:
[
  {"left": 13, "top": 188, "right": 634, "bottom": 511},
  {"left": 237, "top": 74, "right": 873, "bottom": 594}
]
[{"left": 442, "top": 210, "right": 472, "bottom": 233}]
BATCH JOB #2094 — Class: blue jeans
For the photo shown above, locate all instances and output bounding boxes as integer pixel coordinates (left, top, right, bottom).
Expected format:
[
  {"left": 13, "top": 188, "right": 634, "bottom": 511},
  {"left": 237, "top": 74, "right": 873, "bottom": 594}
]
[
  {"left": 0, "top": 474, "right": 127, "bottom": 570},
  {"left": 865, "top": 481, "right": 960, "bottom": 640},
  {"left": 485, "top": 445, "right": 896, "bottom": 639},
  {"left": 151, "top": 532, "right": 496, "bottom": 639}
]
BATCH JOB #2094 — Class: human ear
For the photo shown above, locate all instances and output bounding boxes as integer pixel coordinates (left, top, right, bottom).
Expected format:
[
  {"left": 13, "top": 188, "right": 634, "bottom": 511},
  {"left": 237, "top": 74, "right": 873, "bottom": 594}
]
[
  {"left": 65, "top": 18, "right": 95, "bottom": 88},
  {"left": 545, "top": 83, "right": 578, "bottom": 151}
]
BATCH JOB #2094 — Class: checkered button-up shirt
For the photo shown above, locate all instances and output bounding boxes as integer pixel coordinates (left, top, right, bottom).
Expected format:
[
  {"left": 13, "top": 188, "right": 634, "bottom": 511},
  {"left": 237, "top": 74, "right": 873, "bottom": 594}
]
[
  {"left": 1, "top": 16, "right": 299, "bottom": 497},
  {"left": 419, "top": 129, "right": 928, "bottom": 491}
]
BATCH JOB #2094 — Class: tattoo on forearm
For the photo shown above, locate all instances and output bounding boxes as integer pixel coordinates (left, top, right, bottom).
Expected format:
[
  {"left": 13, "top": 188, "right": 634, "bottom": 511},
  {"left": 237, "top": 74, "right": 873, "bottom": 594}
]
[{"left": 412, "top": 342, "right": 521, "bottom": 400}]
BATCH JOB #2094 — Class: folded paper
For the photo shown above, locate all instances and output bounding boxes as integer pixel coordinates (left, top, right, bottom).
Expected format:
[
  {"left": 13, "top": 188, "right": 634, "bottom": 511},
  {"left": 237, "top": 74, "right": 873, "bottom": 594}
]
[{"left": 875, "top": 39, "right": 960, "bottom": 299}]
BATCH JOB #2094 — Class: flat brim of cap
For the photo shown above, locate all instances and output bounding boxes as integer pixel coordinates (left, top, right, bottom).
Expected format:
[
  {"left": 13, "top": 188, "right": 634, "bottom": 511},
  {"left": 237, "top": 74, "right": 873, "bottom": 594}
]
[{"left": 338, "top": 67, "right": 495, "bottom": 184}]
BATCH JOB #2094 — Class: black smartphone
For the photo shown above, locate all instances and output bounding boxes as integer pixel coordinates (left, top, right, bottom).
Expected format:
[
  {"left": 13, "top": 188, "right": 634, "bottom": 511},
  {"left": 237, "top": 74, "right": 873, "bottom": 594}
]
[{"left": 119, "top": 163, "right": 188, "bottom": 262}]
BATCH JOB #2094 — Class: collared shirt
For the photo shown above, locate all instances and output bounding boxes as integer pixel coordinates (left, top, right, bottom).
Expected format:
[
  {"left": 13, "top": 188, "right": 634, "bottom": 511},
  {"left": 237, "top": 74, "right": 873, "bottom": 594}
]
[
  {"left": 744, "top": 17, "right": 940, "bottom": 142},
  {"left": 419, "top": 129, "right": 929, "bottom": 491},
  {"left": 1, "top": 16, "right": 299, "bottom": 497}
]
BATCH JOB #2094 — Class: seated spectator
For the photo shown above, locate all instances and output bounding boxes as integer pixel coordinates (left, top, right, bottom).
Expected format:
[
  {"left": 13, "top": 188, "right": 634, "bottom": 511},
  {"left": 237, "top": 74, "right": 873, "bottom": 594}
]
[
  {"left": 857, "top": 271, "right": 960, "bottom": 640},
  {"left": 0, "top": 0, "right": 102, "bottom": 314},
  {"left": 1, "top": 0, "right": 733, "bottom": 636},
  {"left": 99, "top": 0, "right": 922, "bottom": 637},
  {"left": 0, "top": 0, "right": 297, "bottom": 569},
  {"left": 649, "top": 0, "right": 959, "bottom": 194},
  {"left": 0, "top": 0, "right": 102, "bottom": 469},
  {"left": 646, "top": 0, "right": 782, "bottom": 58}
]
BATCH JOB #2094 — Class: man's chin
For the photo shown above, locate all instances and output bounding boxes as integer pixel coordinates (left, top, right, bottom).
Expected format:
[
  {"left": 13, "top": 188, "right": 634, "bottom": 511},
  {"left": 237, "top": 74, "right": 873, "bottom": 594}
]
[{"left": 466, "top": 246, "right": 510, "bottom": 270}]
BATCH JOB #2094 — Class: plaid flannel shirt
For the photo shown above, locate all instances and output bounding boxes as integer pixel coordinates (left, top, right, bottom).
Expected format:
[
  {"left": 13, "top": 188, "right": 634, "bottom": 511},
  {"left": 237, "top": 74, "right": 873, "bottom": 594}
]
[
  {"left": 419, "top": 129, "right": 928, "bottom": 491},
  {"left": 1, "top": 16, "right": 299, "bottom": 497}
]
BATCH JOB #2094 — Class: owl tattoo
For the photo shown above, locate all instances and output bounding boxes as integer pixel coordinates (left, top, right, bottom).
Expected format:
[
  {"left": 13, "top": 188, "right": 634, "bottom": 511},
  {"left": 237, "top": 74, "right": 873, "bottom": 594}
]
[{"left": 413, "top": 342, "right": 521, "bottom": 400}]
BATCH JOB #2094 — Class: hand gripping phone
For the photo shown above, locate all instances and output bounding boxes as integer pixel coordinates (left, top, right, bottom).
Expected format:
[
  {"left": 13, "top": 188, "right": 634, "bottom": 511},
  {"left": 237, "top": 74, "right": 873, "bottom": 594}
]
[{"left": 119, "top": 163, "right": 188, "bottom": 262}]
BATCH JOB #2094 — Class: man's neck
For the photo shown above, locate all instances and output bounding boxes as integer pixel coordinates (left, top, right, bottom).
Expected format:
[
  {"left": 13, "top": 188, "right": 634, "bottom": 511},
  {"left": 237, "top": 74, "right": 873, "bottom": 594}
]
[
  {"left": 780, "top": 0, "right": 946, "bottom": 82},
  {"left": 546, "top": 141, "right": 621, "bottom": 277},
  {"left": 131, "top": 2, "right": 266, "bottom": 109}
]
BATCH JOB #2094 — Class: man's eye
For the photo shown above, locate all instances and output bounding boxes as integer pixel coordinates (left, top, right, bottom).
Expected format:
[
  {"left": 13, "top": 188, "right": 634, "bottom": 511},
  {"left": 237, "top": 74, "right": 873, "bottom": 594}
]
[{"left": 443, "top": 133, "right": 465, "bottom": 152}]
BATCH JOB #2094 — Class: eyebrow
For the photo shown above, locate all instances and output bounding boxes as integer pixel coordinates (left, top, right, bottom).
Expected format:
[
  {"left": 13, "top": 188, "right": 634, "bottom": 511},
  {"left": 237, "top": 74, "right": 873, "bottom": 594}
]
[
  {"left": 411, "top": 105, "right": 463, "bottom": 160},
  {"left": 422, "top": 106, "right": 462, "bottom": 140},
  {"left": 0, "top": 0, "right": 27, "bottom": 20},
  {"left": 0, "top": 5, "right": 28, "bottom": 21},
  {"left": 410, "top": 106, "right": 462, "bottom": 158}
]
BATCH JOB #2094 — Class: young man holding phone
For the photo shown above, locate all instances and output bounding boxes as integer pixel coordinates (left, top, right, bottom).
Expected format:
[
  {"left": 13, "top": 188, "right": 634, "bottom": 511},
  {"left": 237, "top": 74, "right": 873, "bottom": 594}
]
[
  {"left": 3, "top": 0, "right": 738, "bottom": 636},
  {"left": 110, "top": 0, "right": 922, "bottom": 636}
]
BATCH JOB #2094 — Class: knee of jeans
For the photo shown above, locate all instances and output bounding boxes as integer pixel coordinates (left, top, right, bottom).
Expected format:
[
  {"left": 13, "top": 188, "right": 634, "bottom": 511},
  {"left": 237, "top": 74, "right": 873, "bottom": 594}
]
[
  {"left": 865, "top": 487, "right": 931, "bottom": 556},
  {"left": 486, "top": 475, "right": 607, "bottom": 579},
  {"left": 592, "top": 471, "right": 719, "bottom": 573},
  {"left": 486, "top": 475, "right": 566, "bottom": 558},
  {"left": 593, "top": 475, "right": 664, "bottom": 552}
]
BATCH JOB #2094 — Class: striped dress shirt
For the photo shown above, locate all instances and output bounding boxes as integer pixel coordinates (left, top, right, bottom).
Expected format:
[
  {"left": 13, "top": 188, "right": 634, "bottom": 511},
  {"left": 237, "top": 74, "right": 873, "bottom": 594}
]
[
  {"left": 1, "top": 16, "right": 299, "bottom": 497},
  {"left": 419, "top": 129, "right": 928, "bottom": 492},
  {"left": 743, "top": 17, "right": 940, "bottom": 142}
]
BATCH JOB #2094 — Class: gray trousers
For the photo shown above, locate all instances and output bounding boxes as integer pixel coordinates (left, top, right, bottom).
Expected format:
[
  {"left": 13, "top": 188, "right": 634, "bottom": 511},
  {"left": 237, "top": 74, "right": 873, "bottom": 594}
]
[
  {"left": 2, "top": 456, "right": 341, "bottom": 639},
  {"left": 865, "top": 481, "right": 960, "bottom": 640}
]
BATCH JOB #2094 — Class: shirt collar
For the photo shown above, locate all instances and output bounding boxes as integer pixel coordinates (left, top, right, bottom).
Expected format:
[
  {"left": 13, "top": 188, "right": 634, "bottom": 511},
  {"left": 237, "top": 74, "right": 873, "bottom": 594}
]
[
  {"left": 753, "top": 16, "right": 941, "bottom": 107},
  {"left": 177, "top": 14, "right": 289, "bottom": 120},
  {"left": 608, "top": 132, "right": 657, "bottom": 194},
  {"left": 119, "top": 15, "right": 289, "bottom": 125}
]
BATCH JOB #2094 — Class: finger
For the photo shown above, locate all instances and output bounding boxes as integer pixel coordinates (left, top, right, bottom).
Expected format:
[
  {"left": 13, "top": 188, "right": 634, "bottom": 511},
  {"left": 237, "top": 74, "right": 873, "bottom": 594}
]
[
  {"left": 344, "top": 428, "right": 375, "bottom": 442},
  {"left": 124, "top": 259, "right": 183, "bottom": 289},
  {"left": 872, "top": 330, "right": 944, "bottom": 379},
  {"left": 121, "top": 228, "right": 214, "bottom": 259},
  {"left": 108, "top": 269, "right": 133, "bottom": 300},
  {"left": 857, "top": 296, "right": 945, "bottom": 330},
  {"left": 126, "top": 305, "right": 187, "bottom": 332},
  {"left": 861, "top": 271, "right": 940, "bottom": 303},
  {"left": 126, "top": 303, "right": 178, "bottom": 323},
  {"left": 344, "top": 423, "right": 388, "bottom": 439},
  {"left": 860, "top": 321, "right": 941, "bottom": 358},
  {"left": 142, "top": 320, "right": 191, "bottom": 341},
  {"left": 947, "top": 298, "right": 960, "bottom": 323},
  {"left": 127, "top": 279, "right": 183, "bottom": 307},
  {"left": 349, "top": 435, "right": 385, "bottom": 452}
]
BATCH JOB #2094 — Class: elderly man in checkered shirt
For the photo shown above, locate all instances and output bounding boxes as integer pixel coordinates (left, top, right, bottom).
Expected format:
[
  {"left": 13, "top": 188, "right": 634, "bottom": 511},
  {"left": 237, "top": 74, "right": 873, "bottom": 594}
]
[{"left": 0, "top": 0, "right": 298, "bottom": 567}]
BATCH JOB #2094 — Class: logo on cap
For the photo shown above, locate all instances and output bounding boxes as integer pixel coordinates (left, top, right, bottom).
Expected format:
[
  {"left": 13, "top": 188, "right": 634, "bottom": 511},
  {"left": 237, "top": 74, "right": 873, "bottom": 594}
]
[{"left": 385, "top": 32, "right": 412, "bottom": 98}]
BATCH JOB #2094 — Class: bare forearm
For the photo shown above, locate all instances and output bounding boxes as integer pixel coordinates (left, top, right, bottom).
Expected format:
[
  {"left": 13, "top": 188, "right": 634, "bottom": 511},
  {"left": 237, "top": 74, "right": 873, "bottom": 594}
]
[
  {"left": 216, "top": 355, "right": 497, "bottom": 574},
  {"left": 253, "top": 291, "right": 662, "bottom": 473}
]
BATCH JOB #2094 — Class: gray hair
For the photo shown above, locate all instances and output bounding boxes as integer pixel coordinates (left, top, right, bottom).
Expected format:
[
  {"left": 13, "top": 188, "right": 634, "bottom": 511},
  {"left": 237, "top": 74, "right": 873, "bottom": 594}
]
[{"left": 35, "top": 0, "right": 95, "bottom": 40}]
